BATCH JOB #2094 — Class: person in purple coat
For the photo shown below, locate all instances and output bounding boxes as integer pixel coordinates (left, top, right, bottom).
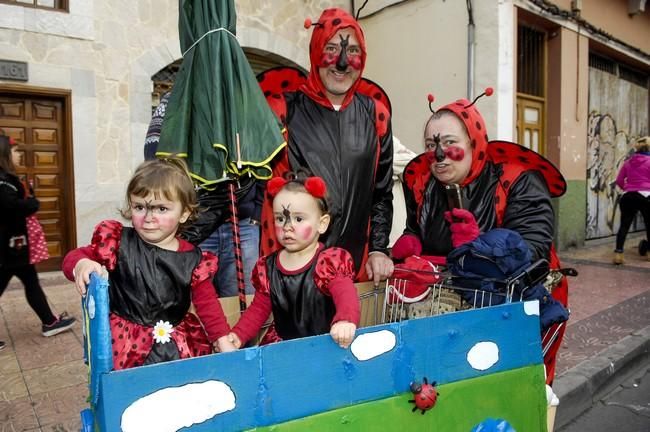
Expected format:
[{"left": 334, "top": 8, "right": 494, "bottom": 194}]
[{"left": 613, "top": 136, "right": 650, "bottom": 264}]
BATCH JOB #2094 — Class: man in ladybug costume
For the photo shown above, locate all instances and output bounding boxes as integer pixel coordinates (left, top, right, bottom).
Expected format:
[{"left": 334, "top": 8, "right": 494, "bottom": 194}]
[
  {"left": 258, "top": 8, "right": 394, "bottom": 285},
  {"left": 393, "top": 91, "right": 569, "bottom": 384}
]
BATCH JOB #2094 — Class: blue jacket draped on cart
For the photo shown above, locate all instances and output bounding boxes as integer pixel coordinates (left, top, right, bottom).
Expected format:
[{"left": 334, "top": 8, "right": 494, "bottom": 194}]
[{"left": 447, "top": 228, "right": 568, "bottom": 332}]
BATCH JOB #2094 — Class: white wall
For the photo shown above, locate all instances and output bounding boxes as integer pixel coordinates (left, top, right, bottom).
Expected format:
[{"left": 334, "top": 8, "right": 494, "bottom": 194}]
[{"left": 361, "top": 0, "right": 508, "bottom": 153}]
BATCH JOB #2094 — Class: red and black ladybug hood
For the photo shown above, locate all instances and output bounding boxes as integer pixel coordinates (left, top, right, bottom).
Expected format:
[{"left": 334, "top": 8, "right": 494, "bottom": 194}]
[
  {"left": 403, "top": 99, "right": 566, "bottom": 208},
  {"left": 401, "top": 97, "right": 566, "bottom": 260},
  {"left": 434, "top": 99, "right": 490, "bottom": 187},
  {"left": 302, "top": 8, "right": 367, "bottom": 110}
]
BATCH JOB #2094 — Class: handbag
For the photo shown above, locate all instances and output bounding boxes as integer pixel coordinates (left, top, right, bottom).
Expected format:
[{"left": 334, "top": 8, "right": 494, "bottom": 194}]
[{"left": 26, "top": 214, "right": 49, "bottom": 264}]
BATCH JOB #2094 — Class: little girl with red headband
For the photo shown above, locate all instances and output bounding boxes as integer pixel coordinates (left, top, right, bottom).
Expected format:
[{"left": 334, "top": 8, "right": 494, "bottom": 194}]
[{"left": 228, "top": 172, "right": 360, "bottom": 349}]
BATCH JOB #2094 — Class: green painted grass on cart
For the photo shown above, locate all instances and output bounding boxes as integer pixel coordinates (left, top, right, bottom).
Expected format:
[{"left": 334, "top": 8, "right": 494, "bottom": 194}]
[{"left": 249, "top": 365, "right": 547, "bottom": 432}]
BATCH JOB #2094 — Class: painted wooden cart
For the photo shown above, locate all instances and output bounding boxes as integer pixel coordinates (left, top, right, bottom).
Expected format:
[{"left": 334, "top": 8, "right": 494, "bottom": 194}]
[{"left": 79, "top": 272, "right": 550, "bottom": 431}]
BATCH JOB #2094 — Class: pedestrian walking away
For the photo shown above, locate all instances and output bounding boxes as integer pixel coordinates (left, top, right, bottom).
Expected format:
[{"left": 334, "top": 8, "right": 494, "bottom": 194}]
[
  {"left": 0, "top": 134, "right": 76, "bottom": 349},
  {"left": 612, "top": 136, "right": 650, "bottom": 265}
]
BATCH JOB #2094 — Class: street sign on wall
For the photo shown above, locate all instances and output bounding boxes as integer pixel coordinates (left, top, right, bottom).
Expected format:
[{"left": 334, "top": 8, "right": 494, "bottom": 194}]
[{"left": 0, "top": 60, "right": 28, "bottom": 82}]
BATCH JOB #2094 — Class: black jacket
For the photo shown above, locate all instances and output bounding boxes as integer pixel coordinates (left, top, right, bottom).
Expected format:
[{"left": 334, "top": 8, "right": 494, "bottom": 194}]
[
  {"left": 283, "top": 91, "right": 394, "bottom": 267},
  {"left": 0, "top": 170, "right": 39, "bottom": 268},
  {"left": 181, "top": 174, "right": 262, "bottom": 245},
  {"left": 403, "top": 161, "right": 554, "bottom": 261}
]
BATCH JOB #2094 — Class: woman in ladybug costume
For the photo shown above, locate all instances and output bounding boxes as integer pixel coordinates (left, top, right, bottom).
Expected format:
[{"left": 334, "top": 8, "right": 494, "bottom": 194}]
[{"left": 393, "top": 90, "right": 569, "bottom": 383}]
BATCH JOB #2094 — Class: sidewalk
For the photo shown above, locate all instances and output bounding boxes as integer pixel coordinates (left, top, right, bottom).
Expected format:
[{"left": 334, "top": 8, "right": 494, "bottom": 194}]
[
  {"left": 553, "top": 232, "right": 650, "bottom": 429},
  {"left": 0, "top": 234, "right": 648, "bottom": 431}
]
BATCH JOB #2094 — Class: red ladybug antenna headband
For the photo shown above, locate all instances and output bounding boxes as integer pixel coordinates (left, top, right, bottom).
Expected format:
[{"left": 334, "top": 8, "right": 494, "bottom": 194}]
[
  {"left": 464, "top": 87, "right": 493, "bottom": 109},
  {"left": 267, "top": 174, "right": 328, "bottom": 200},
  {"left": 426, "top": 87, "right": 494, "bottom": 113},
  {"left": 355, "top": 0, "right": 369, "bottom": 20},
  {"left": 427, "top": 94, "right": 436, "bottom": 114},
  {"left": 303, "top": 18, "right": 323, "bottom": 29}
]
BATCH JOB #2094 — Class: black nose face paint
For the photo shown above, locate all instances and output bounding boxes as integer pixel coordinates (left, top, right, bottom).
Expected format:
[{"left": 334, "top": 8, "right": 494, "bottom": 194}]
[
  {"left": 282, "top": 205, "right": 292, "bottom": 228},
  {"left": 433, "top": 134, "right": 445, "bottom": 162},
  {"left": 136, "top": 199, "right": 156, "bottom": 216},
  {"left": 336, "top": 34, "right": 350, "bottom": 72}
]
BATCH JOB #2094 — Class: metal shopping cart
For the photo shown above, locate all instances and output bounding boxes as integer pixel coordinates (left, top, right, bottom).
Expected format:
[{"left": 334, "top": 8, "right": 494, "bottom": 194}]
[{"left": 357, "top": 258, "right": 566, "bottom": 363}]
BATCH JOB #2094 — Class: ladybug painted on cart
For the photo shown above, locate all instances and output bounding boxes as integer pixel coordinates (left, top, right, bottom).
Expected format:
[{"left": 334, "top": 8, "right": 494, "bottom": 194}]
[{"left": 408, "top": 377, "right": 440, "bottom": 414}]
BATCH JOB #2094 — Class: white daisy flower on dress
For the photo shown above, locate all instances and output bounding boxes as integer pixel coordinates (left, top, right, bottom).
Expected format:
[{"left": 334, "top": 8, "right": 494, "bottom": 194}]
[{"left": 152, "top": 320, "right": 174, "bottom": 344}]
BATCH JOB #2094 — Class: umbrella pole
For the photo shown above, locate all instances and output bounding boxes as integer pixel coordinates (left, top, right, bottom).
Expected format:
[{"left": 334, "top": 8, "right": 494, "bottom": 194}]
[{"left": 229, "top": 181, "right": 247, "bottom": 312}]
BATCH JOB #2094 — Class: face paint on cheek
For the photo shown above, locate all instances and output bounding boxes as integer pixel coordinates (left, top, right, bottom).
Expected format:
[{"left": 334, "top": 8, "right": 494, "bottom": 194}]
[
  {"left": 347, "top": 55, "right": 362, "bottom": 70},
  {"left": 445, "top": 147, "right": 465, "bottom": 161},
  {"left": 296, "top": 225, "right": 313, "bottom": 241},
  {"left": 155, "top": 214, "right": 180, "bottom": 231},
  {"left": 131, "top": 214, "right": 146, "bottom": 230},
  {"left": 274, "top": 225, "right": 284, "bottom": 239},
  {"left": 319, "top": 53, "right": 338, "bottom": 68}
]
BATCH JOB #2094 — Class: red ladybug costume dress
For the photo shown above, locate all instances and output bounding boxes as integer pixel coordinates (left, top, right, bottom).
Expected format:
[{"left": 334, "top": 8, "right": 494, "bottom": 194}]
[
  {"left": 231, "top": 244, "right": 360, "bottom": 345},
  {"left": 62, "top": 220, "right": 230, "bottom": 370},
  {"left": 257, "top": 8, "right": 393, "bottom": 279},
  {"left": 400, "top": 97, "right": 568, "bottom": 383}
]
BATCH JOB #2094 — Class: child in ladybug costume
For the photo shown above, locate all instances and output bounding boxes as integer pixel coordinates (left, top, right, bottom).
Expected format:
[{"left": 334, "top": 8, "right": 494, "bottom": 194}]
[
  {"left": 63, "top": 158, "right": 235, "bottom": 370},
  {"left": 393, "top": 90, "right": 569, "bottom": 384},
  {"left": 228, "top": 173, "right": 360, "bottom": 349}
]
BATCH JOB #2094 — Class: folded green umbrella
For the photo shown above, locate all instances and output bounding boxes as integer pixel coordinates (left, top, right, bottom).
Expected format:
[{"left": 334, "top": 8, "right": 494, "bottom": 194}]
[{"left": 157, "top": 0, "right": 285, "bottom": 188}]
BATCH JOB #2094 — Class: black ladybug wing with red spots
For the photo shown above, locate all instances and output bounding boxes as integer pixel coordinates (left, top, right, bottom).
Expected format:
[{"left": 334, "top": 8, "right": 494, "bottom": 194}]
[{"left": 487, "top": 141, "right": 567, "bottom": 198}]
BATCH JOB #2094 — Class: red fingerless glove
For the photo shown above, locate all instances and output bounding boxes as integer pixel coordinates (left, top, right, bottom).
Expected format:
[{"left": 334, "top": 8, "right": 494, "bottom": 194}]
[
  {"left": 391, "top": 234, "right": 423, "bottom": 260},
  {"left": 444, "top": 208, "right": 480, "bottom": 248}
]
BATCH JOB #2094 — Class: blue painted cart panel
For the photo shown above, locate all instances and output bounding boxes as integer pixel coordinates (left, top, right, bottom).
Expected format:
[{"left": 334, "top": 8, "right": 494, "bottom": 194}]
[{"left": 81, "top": 274, "right": 544, "bottom": 431}]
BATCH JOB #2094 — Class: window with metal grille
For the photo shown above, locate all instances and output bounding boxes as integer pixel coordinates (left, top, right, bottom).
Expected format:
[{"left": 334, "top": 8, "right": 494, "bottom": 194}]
[
  {"left": 589, "top": 53, "right": 616, "bottom": 75},
  {"left": 151, "top": 61, "right": 181, "bottom": 111},
  {"left": 619, "top": 65, "right": 649, "bottom": 88},
  {"left": 589, "top": 53, "right": 649, "bottom": 88},
  {"left": 0, "top": 0, "right": 67, "bottom": 12},
  {"left": 517, "top": 25, "right": 545, "bottom": 97}
]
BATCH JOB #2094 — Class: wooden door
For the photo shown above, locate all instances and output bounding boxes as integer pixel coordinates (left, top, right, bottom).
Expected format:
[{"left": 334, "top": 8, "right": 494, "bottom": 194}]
[
  {"left": 0, "top": 94, "right": 74, "bottom": 271},
  {"left": 516, "top": 95, "right": 545, "bottom": 154}
]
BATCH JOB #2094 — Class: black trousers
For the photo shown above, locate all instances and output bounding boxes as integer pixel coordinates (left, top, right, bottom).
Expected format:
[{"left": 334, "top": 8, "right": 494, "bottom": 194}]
[
  {"left": 615, "top": 191, "right": 650, "bottom": 251},
  {"left": 0, "top": 264, "right": 56, "bottom": 325}
]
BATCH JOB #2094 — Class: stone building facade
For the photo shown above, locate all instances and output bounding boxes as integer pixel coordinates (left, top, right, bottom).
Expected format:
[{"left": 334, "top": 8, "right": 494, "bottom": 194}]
[
  {"left": 0, "top": 0, "right": 346, "bottom": 269},
  {"left": 1, "top": 0, "right": 648, "bottom": 270}
]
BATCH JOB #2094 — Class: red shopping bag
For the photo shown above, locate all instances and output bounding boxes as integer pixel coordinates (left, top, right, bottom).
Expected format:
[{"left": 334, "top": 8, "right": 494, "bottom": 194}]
[
  {"left": 387, "top": 256, "right": 443, "bottom": 304},
  {"left": 26, "top": 214, "right": 49, "bottom": 264}
]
